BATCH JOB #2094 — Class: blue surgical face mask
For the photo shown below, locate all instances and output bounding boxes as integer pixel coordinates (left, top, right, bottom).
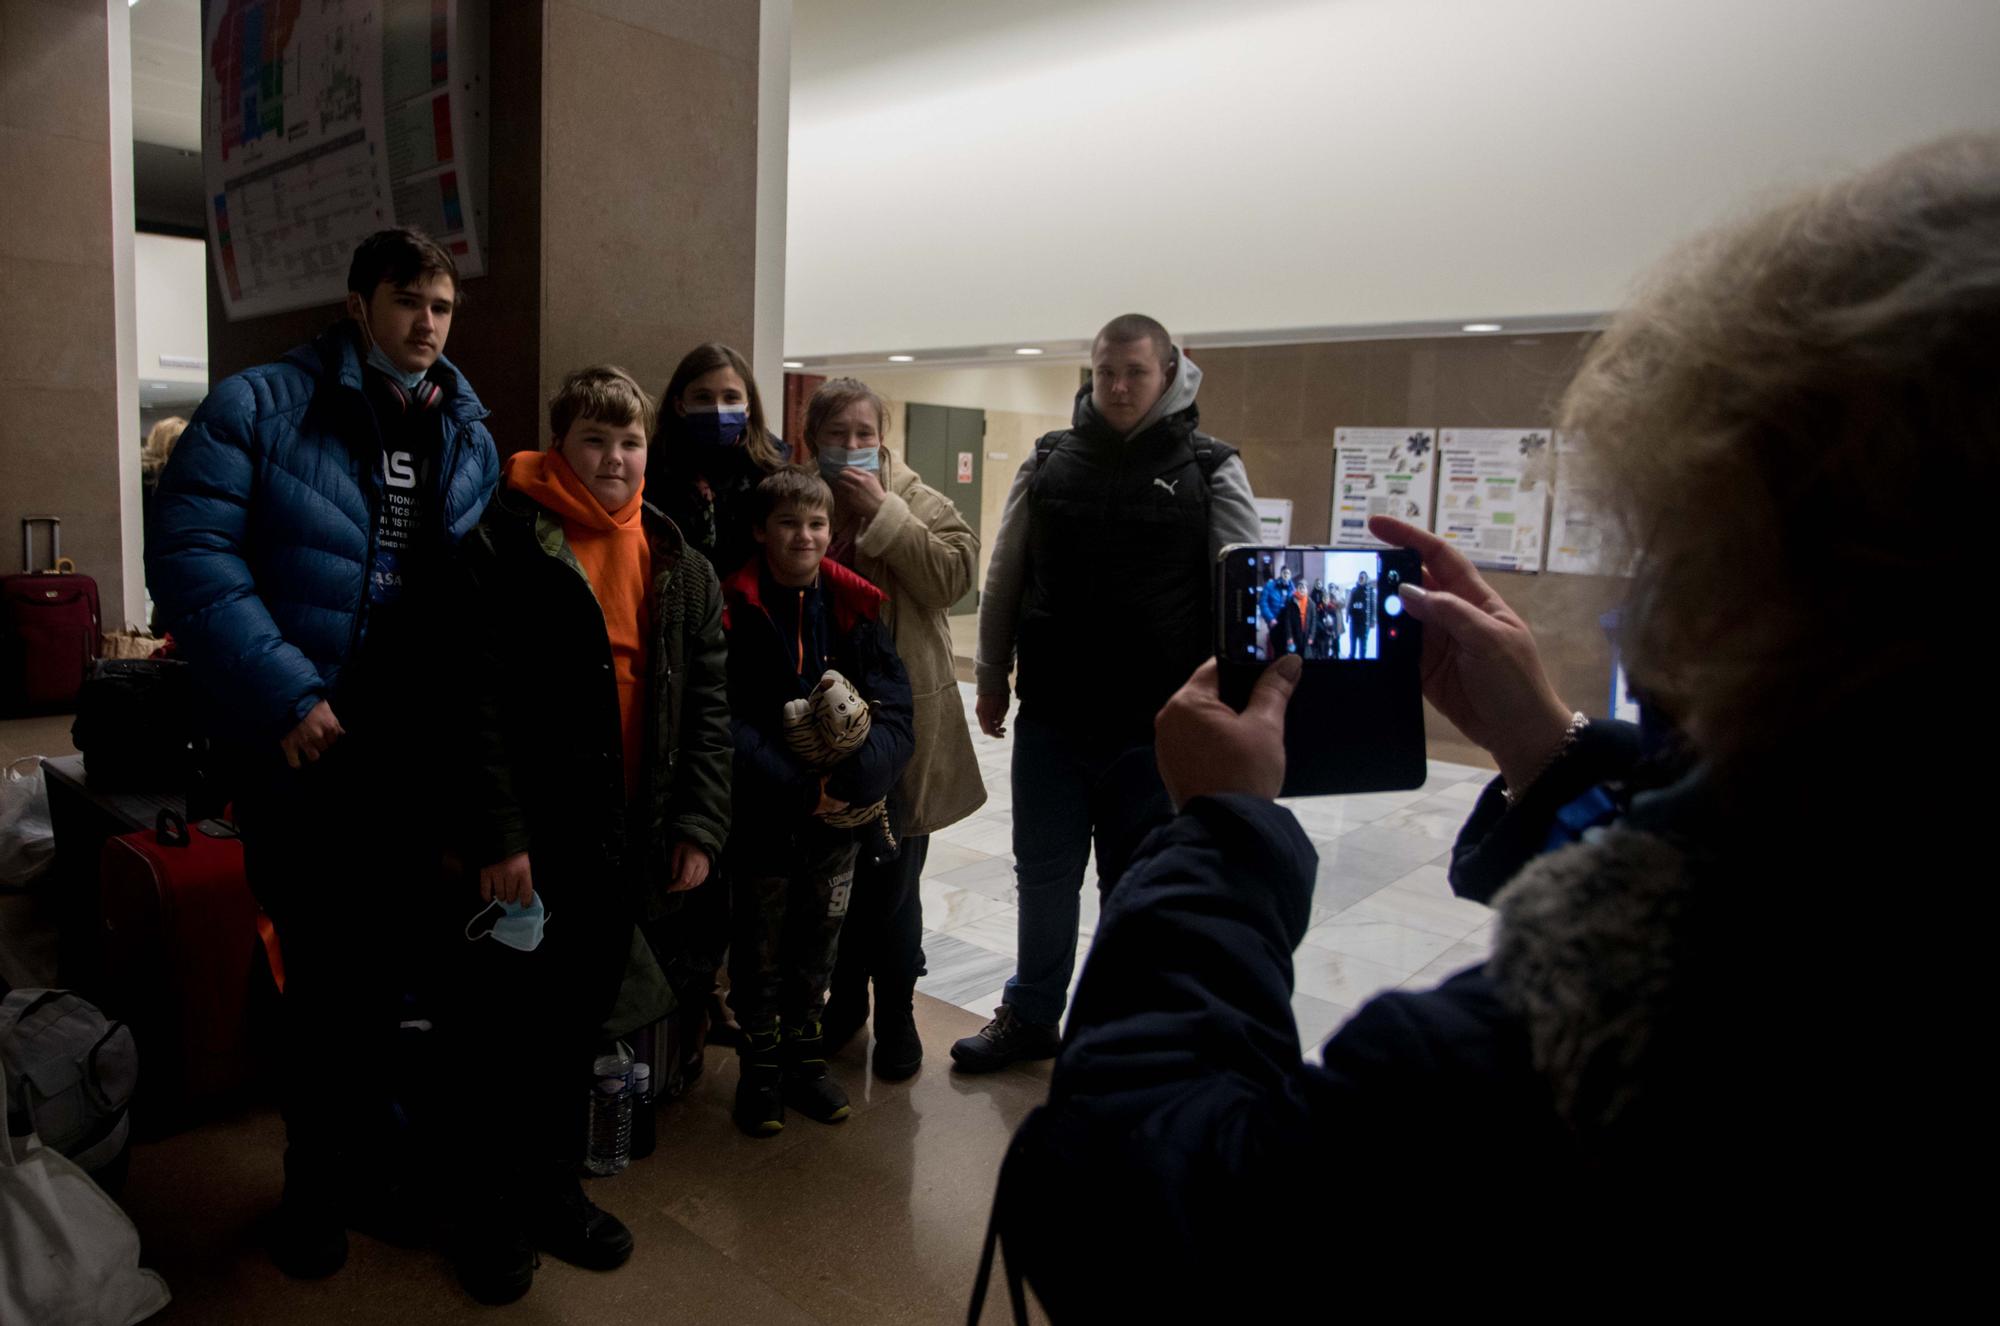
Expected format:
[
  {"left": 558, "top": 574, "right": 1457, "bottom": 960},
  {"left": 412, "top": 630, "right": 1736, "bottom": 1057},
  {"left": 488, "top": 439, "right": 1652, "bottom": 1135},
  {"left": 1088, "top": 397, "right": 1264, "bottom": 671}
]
[
  {"left": 817, "top": 445, "right": 881, "bottom": 480},
  {"left": 354, "top": 308, "right": 433, "bottom": 393},
  {"left": 684, "top": 406, "right": 749, "bottom": 448},
  {"left": 365, "top": 341, "right": 431, "bottom": 394},
  {"left": 465, "top": 897, "right": 549, "bottom": 952}
]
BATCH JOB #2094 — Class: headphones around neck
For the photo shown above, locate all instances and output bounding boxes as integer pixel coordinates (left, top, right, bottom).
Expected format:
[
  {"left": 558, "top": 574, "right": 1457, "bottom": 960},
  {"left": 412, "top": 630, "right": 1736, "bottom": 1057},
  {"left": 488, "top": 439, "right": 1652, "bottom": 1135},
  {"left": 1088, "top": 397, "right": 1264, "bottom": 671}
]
[{"left": 382, "top": 374, "right": 444, "bottom": 413}]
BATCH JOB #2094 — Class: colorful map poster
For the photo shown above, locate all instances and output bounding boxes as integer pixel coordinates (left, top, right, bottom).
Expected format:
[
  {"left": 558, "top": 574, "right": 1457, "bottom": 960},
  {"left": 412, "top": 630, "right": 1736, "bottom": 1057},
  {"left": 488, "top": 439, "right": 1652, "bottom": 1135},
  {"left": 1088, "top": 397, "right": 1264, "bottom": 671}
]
[
  {"left": 1436, "top": 428, "right": 1553, "bottom": 571},
  {"left": 205, "top": 0, "right": 484, "bottom": 320},
  {"left": 1546, "top": 432, "right": 1621, "bottom": 575},
  {"left": 1330, "top": 428, "right": 1436, "bottom": 546}
]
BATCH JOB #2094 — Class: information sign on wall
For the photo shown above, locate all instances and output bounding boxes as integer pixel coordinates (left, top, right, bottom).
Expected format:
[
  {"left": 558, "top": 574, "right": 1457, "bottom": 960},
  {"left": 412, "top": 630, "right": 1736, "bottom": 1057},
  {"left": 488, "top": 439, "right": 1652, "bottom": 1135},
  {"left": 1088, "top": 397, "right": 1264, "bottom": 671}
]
[
  {"left": 204, "top": 0, "right": 486, "bottom": 320},
  {"left": 1545, "top": 432, "right": 1621, "bottom": 575},
  {"left": 1436, "top": 428, "right": 1553, "bottom": 571},
  {"left": 1253, "top": 497, "right": 1293, "bottom": 545},
  {"left": 1329, "top": 428, "right": 1437, "bottom": 546}
]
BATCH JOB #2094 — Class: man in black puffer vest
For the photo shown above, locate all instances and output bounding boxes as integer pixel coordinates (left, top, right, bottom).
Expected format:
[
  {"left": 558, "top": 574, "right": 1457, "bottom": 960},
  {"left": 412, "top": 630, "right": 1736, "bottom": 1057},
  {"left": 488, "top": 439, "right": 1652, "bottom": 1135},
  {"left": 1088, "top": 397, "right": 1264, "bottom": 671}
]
[{"left": 955, "top": 314, "right": 1260, "bottom": 1072}]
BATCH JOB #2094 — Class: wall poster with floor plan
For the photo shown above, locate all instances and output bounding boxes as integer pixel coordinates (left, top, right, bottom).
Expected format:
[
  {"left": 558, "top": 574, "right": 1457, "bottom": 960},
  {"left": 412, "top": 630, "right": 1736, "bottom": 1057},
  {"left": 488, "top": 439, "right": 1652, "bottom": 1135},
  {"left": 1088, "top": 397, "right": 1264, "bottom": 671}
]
[
  {"left": 1436, "top": 427, "right": 1553, "bottom": 571},
  {"left": 1329, "top": 428, "right": 1437, "bottom": 547},
  {"left": 204, "top": 0, "right": 486, "bottom": 320}
]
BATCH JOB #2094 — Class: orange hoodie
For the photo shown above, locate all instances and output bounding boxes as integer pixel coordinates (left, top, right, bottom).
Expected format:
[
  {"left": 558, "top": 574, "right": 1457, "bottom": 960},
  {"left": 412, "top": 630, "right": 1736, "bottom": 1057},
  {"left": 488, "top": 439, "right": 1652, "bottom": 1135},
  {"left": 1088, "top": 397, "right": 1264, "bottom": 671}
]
[{"left": 504, "top": 447, "right": 653, "bottom": 800}]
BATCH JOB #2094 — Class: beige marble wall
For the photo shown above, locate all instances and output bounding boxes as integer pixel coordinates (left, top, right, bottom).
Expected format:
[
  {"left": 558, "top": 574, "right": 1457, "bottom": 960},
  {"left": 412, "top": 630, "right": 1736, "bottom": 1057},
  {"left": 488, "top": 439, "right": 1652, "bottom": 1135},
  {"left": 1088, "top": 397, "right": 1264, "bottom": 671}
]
[
  {"left": 1, "top": 0, "right": 135, "bottom": 624},
  {"left": 538, "top": 0, "right": 761, "bottom": 425}
]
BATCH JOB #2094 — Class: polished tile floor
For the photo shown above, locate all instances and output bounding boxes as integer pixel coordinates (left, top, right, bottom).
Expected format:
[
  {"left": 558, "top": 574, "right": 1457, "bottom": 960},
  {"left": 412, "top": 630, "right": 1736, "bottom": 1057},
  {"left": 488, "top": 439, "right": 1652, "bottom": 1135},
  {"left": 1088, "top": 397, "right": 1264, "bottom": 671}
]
[
  {"left": 0, "top": 690, "right": 1500, "bottom": 1322},
  {"left": 919, "top": 684, "right": 1499, "bottom": 1059}
]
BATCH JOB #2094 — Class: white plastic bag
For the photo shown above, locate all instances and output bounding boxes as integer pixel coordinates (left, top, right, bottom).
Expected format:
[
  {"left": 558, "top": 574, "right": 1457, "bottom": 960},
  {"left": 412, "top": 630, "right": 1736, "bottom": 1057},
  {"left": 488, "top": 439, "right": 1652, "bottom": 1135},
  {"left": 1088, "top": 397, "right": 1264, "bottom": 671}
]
[
  {"left": 0, "top": 1059, "right": 171, "bottom": 1325},
  {"left": 0, "top": 757, "right": 55, "bottom": 888}
]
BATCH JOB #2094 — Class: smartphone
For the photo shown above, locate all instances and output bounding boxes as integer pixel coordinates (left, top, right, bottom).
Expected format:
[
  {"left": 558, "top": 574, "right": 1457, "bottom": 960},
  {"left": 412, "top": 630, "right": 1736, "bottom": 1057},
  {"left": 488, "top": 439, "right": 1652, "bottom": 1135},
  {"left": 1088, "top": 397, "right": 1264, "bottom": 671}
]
[{"left": 1216, "top": 544, "right": 1427, "bottom": 796}]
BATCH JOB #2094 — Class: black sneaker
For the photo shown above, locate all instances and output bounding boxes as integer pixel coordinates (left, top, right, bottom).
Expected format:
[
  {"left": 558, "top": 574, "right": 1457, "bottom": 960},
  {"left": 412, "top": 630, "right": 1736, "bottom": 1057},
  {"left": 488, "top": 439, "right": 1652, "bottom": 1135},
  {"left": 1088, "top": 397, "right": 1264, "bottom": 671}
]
[
  {"left": 782, "top": 1020, "right": 851, "bottom": 1123},
  {"left": 821, "top": 985, "right": 869, "bottom": 1055},
  {"left": 949, "top": 1005, "right": 1060, "bottom": 1074},
  {"left": 454, "top": 1220, "right": 537, "bottom": 1306},
  {"left": 870, "top": 991, "right": 923, "bottom": 1082},
  {"left": 734, "top": 1029, "right": 786, "bottom": 1138},
  {"left": 267, "top": 1185, "right": 348, "bottom": 1279},
  {"left": 528, "top": 1172, "right": 634, "bottom": 1272}
]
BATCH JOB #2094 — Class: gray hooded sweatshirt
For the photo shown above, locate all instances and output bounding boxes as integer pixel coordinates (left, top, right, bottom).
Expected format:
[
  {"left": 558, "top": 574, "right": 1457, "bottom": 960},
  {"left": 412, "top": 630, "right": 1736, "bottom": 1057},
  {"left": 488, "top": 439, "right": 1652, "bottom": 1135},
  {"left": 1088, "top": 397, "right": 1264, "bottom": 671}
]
[{"left": 974, "top": 346, "right": 1262, "bottom": 697}]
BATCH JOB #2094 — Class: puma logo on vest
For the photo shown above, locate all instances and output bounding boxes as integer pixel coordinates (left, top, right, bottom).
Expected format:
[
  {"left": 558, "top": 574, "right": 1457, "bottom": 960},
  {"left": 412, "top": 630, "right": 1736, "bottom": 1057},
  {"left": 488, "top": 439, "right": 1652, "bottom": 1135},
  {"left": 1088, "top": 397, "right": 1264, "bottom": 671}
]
[{"left": 1153, "top": 477, "right": 1180, "bottom": 496}]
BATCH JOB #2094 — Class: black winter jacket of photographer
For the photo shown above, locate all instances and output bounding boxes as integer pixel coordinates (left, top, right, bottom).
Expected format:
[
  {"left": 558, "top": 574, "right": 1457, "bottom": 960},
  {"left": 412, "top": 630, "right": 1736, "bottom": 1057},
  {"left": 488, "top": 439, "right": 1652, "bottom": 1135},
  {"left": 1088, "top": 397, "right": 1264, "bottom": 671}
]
[{"left": 981, "top": 722, "right": 1880, "bottom": 1317}]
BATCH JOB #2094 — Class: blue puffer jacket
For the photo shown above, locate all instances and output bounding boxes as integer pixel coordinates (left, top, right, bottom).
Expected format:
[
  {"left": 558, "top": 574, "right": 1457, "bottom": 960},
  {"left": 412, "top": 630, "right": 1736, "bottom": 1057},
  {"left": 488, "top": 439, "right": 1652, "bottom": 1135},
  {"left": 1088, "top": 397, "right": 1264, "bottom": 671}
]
[{"left": 147, "top": 324, "right": 498, "bottom": 751}]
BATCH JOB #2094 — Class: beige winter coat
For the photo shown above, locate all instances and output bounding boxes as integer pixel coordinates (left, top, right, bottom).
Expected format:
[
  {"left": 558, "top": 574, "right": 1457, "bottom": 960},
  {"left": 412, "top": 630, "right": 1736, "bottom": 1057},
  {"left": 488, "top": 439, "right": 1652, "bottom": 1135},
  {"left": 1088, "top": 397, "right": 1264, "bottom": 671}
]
[{"left": 825, "top": 446, "right": 987, "bottom": 837}]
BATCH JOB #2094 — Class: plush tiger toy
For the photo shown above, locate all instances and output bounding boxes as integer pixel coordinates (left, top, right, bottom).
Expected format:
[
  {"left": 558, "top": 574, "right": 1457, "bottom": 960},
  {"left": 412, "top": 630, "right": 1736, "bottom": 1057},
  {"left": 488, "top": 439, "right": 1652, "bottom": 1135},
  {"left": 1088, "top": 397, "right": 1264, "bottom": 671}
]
[{"left": 781, "top": 670, "right": 896, "bottom": 855}]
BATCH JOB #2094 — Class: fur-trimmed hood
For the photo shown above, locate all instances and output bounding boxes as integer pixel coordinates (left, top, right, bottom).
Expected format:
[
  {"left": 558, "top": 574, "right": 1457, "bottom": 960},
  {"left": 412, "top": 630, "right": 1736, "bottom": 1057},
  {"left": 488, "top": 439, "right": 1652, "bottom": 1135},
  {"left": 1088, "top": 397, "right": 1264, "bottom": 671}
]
[{"left": 1488, "top": 826, "right": 1702, "bottom": 1144}]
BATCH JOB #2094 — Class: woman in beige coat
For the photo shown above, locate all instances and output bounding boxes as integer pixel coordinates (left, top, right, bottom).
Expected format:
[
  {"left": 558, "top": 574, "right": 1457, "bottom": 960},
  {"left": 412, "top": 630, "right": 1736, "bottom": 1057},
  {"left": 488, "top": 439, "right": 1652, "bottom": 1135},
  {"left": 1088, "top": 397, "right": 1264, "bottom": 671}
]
[{"left": 807, "top": 377, "right": 986, "bottom": 1079}]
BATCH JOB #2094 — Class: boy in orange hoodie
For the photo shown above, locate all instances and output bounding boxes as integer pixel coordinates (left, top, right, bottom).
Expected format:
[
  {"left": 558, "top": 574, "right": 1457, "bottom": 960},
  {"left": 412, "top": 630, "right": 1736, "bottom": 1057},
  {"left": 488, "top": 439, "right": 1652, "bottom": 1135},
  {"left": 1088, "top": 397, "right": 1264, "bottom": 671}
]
[{"left": 445, "top": 366, "right": 732, "bottom": 1305}]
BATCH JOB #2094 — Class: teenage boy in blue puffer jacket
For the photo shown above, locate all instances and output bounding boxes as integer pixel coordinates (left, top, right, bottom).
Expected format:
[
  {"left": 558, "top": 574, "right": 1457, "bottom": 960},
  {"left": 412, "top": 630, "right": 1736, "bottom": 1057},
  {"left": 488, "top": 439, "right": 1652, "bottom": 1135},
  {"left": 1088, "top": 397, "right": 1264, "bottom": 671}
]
[{"left": 148, "top": 228, "right": 498, "bottom": 1282}]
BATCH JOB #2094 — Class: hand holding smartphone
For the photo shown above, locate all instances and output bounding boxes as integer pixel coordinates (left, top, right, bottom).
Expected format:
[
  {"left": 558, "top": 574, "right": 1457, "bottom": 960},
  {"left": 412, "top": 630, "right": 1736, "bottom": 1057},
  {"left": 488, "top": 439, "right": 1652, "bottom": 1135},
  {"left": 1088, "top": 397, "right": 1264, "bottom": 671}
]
[{"left": 1215, "top": 545, "right": 1427, "bottom": 796}]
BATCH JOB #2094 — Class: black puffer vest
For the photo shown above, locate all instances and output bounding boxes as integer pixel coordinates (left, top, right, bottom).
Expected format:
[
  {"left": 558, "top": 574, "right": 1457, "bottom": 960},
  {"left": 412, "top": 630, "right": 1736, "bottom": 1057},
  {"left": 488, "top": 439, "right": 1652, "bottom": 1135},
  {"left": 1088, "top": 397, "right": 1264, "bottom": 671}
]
[{"left": 1018, "top": 389, "right": 1235, "bottom": 736}]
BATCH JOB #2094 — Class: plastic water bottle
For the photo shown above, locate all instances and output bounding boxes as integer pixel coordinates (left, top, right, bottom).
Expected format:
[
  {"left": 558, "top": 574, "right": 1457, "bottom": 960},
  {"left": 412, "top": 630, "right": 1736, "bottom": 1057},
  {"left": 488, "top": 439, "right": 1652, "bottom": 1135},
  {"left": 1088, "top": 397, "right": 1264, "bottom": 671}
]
[
  {"left": 585, "top": 1047, "right": 633, "bottom": 1176},
  {"left": 629, "top": 1061, "right": 656, "bottom": 1161}
]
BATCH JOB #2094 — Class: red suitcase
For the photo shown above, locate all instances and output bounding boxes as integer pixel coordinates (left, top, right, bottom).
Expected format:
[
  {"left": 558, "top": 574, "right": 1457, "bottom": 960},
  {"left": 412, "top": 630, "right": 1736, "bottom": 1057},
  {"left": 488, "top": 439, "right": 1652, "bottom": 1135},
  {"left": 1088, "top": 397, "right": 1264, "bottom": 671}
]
[
  {"left": 2, "top": 516, "right": 100, "bottom": 715},
  {"left": 98, "top": 809, "right": 273, "bottom": 1129}
]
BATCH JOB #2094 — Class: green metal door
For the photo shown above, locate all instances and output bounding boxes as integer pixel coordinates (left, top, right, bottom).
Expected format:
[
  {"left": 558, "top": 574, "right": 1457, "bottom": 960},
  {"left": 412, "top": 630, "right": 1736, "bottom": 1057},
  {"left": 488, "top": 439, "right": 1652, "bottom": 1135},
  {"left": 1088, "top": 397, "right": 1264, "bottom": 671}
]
[{"left": 901, "top": 402, "right": 984, "bottom": 615}]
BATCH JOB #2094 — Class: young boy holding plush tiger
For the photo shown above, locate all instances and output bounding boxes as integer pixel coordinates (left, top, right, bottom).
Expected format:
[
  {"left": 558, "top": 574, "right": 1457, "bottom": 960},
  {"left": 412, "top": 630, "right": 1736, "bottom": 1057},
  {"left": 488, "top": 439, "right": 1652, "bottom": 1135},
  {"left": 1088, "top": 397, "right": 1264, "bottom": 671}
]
[{"left": 719, "top": 467, "right": 913, "bottom": 1135}]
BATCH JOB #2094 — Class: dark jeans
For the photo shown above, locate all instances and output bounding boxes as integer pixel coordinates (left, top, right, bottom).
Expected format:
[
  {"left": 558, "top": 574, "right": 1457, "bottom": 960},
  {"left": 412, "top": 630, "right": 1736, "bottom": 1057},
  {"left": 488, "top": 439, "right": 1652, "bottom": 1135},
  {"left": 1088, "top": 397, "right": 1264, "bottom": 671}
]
[
  {"left": 1002, "top": 708, "right": 1172, "bottom": 1027},
  {"left": 829, "top": 834, "right": 931, "bottom": 1002},
  {"left": 236, "top": 743, "right": 439, "bottom": 1197},
  {"left": 728, "top": 824, "right": 860, "bottom": 1036},
  {"left": 1348, "top": 618, "right": 1371, "bottom": 659}
]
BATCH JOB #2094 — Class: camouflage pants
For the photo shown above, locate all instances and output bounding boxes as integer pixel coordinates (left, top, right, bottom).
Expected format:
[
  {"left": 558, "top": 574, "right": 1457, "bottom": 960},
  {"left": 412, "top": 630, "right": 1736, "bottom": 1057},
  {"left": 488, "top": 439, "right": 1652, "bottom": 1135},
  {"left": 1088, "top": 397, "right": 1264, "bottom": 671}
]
[{"left": 727, "top": 826, "right": 859, "bottom": 1037}]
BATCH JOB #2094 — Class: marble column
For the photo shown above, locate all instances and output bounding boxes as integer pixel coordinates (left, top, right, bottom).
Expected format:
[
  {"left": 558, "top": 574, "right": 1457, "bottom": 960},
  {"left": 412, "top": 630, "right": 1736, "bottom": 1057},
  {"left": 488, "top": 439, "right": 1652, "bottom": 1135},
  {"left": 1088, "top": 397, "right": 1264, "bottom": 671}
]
[{"left": 1, "top": 0, "right": 142, "bottom": 626}]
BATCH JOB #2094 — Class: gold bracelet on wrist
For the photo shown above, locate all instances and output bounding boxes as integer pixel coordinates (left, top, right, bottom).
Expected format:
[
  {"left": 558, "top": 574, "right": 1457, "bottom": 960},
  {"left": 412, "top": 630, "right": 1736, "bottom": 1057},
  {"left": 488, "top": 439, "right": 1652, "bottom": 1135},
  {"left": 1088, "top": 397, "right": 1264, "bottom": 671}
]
[{"left": 1500, "top": 711, "right": 1590, "bottom": 808}]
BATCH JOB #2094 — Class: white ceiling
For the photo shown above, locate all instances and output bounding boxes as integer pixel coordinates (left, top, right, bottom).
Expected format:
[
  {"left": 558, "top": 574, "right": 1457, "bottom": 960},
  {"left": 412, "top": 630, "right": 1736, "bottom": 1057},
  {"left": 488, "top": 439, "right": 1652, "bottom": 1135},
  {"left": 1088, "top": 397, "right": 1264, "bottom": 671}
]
[{"left": 130, "top": 0, "right": 202, "bottom": 151}]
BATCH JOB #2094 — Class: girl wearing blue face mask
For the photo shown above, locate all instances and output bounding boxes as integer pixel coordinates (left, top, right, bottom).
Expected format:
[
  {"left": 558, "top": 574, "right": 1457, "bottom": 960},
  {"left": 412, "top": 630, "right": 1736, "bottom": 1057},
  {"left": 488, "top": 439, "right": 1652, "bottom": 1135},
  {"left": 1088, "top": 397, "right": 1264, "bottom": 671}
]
[
  {"left": 648, "top": 343, "right": 788, "bottom": 584},
  {"left": 644, "top": 343, "right": 786, "bottom": 1068},
  {"left": 808, "top": 378, "right": 986, "bottom": 1081}
]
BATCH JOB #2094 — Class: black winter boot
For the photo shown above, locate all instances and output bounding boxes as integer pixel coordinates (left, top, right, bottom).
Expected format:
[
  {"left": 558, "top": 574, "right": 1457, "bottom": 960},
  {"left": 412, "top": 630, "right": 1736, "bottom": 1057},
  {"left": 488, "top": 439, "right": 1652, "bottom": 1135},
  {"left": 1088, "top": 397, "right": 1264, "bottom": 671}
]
[
  {"left": 949, "top": 1005, "right": 1060, "bottom": 1074},
  {"left": 527, "top": 1167, "right": 633, "bottom": 1272},
  {"left": 869, "top": 986, "right": 923, "bottom": 1082},
  {"left": 733, "top": 1028, "right": 786, "bottom": 1138},
  {"left": 452, "top": 1196, "right": 537, "bottom": 1307},
  {"left": 267, "top": 1181, "right": 348, "bottom": 1279},
  {"left": 267, "top": 1150, "right": 347, "bottom": 1279},
  {"left": 782, "top": 1019, "right": 852, "bottom": 1124}
]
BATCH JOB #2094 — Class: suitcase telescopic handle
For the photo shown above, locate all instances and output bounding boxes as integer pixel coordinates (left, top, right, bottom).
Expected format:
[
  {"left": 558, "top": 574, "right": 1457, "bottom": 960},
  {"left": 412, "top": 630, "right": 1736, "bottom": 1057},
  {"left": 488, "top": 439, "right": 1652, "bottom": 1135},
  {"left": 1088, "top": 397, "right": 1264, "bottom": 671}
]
[{"left": 22, "top": 516, "right": 60, "bottom": 573}]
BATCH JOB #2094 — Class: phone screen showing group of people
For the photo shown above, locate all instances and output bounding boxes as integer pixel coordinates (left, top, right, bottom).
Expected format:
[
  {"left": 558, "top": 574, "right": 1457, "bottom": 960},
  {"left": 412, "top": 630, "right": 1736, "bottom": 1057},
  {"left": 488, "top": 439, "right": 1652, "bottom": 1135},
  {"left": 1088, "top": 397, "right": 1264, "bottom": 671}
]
[{"left": 1225, "top": 548, "right": 1406, "bottom": 663}]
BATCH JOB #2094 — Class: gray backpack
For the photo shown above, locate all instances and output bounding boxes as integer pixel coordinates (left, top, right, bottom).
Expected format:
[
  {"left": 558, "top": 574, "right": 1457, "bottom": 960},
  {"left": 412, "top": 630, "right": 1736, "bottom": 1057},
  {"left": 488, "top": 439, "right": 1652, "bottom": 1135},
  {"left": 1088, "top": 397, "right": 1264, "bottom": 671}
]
[{"left": 0, "top": 989, "right": 137, "bottom": 1176}]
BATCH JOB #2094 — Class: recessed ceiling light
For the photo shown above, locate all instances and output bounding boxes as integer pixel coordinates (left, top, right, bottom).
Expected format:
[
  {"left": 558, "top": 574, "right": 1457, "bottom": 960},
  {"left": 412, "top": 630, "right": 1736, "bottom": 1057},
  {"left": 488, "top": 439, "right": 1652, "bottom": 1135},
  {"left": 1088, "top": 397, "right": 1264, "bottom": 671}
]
[
  {"left": 888, "top": 354, "right": 915, "bottom": 363},
  {"left": 1014, "top": 347, "right": 1043, "bottom": 356},
  {"left": 1462, "top": 322, "right": 1503, "bottom": 333},
  {"left": 782, "top": 360, "right": 803, "bottom": 369}
]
